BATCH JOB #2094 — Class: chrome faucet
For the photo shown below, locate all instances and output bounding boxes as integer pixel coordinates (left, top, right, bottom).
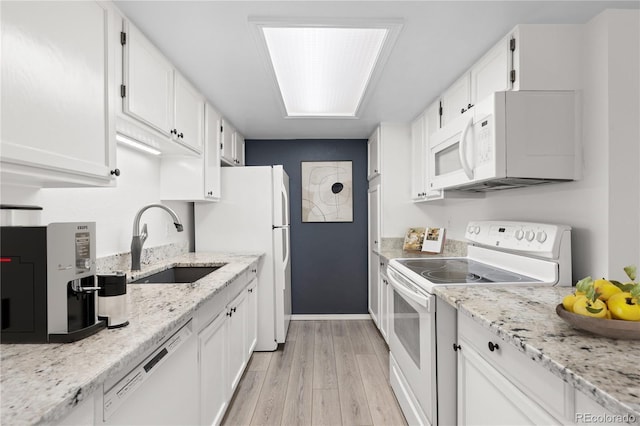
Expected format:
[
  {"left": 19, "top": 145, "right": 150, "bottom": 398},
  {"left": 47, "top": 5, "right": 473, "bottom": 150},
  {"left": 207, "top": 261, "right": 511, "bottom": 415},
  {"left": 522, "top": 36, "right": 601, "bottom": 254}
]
[{"left": 131, "top": 204, "right": 184, "bottom": 271}]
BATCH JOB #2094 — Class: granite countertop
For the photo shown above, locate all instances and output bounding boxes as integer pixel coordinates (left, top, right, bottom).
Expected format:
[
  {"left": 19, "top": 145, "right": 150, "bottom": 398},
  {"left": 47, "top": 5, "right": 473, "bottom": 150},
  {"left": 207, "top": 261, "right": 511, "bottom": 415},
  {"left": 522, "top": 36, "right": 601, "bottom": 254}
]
[
  {"left": 435, "top": 285, "right": 640, "bottom": 419},
  {"left": 0, "top": 252, "right": 263, "bottom": 425}
]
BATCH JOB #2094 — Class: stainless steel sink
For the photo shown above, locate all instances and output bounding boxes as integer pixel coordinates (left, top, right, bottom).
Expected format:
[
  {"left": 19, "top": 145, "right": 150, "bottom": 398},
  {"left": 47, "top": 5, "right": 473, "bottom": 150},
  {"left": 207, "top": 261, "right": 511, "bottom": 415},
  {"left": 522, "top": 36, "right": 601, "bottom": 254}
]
[{"left": 130, "top": 266, "right": 222, "bottom": 284}]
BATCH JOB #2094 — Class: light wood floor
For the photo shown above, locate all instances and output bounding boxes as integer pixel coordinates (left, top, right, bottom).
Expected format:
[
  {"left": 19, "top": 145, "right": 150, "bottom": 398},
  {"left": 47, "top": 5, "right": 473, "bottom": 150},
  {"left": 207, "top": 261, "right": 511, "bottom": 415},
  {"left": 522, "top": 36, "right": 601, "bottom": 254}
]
[{"left": 222, "top": 320, "right": 407, "bottom": 426}]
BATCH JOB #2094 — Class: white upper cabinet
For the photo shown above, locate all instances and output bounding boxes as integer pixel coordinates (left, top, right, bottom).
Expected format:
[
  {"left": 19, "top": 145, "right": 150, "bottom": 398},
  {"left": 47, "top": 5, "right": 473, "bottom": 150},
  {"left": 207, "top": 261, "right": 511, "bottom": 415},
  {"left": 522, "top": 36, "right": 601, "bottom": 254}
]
[
  {"left": 470, "top": 38, "right": 511, "bottom": 105},
  {"left": 119, "top": 20, "right": 203, "bottom": 155},
  {"left": 1, "top": 1, "right": 118, "bottom": 187},
  {"left": 440, "top": 73, "right": 472, "bottom": 128},
  {"left": 160, "top": 102, "right": 221, "bottom": 202},
  {"left": 232, "top": 131, "right": 245, "bottom": 166},
  {"left": 173, "top": 72, "right": 204, "bottom": 152},
  {"left": 411, "top": 112, "right": 428, "bottom": 201},
  {"left": 367, "top": 127, "right": 381, "bottom": 180},
  {"left": 220, "top": 119, "right": 244, "bottom": 166},
  {"left": 122, "top": 21, "right": 173, "bottom": 137}
]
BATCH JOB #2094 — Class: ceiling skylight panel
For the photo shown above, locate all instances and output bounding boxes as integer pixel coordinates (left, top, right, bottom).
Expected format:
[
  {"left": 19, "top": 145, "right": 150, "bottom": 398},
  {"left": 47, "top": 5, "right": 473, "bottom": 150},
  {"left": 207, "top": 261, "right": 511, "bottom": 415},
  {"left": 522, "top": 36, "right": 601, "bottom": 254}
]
[{"left": 261, "top": 26, "right": 388, "bottom": 117}]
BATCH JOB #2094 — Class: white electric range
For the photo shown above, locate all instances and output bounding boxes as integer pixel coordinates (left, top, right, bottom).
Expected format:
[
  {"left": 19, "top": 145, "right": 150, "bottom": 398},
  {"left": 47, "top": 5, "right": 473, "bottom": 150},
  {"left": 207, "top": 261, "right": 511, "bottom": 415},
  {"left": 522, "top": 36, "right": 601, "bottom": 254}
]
[{"left": 386, "top": 220, "right": 572, "bottom": 426}]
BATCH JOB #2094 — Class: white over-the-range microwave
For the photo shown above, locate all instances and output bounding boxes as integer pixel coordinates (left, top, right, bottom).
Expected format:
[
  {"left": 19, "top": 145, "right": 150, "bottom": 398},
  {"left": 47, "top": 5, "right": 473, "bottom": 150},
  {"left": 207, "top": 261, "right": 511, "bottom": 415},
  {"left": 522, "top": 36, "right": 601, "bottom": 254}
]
[{"left": 428, "top": 91, "right": 580, "bottom": 192}]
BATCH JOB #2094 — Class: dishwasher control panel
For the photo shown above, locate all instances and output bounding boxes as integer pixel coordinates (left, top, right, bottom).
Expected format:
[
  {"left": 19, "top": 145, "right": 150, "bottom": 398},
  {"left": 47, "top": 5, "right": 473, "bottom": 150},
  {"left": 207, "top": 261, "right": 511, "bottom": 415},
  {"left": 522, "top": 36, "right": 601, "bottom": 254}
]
[{"left": 103, "top": 321, "right": 193, "bottom": 421}]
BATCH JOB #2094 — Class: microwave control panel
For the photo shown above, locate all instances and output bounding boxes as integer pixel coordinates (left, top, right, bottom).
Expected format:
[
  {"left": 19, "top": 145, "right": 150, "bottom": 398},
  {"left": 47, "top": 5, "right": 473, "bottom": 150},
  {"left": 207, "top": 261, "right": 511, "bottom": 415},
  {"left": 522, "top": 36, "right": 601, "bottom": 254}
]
[{"left": 473, "top": 116, "right": 493, "bottom": 165}]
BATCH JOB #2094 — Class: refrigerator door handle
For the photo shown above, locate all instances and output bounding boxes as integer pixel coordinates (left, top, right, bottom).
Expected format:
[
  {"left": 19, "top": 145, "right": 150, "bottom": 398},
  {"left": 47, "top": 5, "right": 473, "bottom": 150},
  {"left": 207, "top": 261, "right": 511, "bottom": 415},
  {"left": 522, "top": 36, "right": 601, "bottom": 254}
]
[
  {"left": 282, "top": 225, "right": 290, "bottom": 270},
  {"left": 281, "top": 182, "right": 290, "bottom": 226}
]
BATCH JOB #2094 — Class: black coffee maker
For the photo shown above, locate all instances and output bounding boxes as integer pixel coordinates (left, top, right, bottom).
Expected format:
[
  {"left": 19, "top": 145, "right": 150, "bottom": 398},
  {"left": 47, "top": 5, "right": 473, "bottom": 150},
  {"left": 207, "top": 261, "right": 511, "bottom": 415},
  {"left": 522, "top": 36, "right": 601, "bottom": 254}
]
[{"left": 1, "top": 222, "right": 105, "bottom": 343}]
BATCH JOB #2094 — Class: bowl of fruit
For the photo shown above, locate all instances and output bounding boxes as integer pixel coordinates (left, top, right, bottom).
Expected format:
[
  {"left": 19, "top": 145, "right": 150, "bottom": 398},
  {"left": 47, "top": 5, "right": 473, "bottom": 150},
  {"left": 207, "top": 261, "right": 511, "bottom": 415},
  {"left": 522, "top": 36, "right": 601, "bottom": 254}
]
[{"left": 557, "top": 265, "right": 640, "bottom": 339}]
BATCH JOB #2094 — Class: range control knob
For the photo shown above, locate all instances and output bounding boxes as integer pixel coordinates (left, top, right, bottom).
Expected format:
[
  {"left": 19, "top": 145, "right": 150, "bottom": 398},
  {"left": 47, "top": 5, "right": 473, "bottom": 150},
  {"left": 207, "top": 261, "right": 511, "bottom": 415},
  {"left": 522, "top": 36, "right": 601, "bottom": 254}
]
[
  {"left": 536, "top": 231, "right": 547, "bottom": 243},
  {"left": 525, "top": 230, "right": 535, "bottom": 241},
  {"left": 467, "top": 226, "right": 474, "bottom": 234},
  {"left": 515, "top": 229, "right": 524, "bottom": 240},
  {"left": 474, "top": 226, "right": 481, "bottom": 234}
]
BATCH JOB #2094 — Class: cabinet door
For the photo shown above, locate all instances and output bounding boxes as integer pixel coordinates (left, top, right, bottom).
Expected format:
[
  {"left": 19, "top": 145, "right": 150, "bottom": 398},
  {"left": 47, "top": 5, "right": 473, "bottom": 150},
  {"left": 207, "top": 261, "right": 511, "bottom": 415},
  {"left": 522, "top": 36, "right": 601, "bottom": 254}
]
[
  {"left": 123, "top": 21, "right": 173, "bottom": 137},
  {"left": 233, "top": 131, "right": 245, "bottom": 166},
  {"left": 379, "top": 260, "right": 389, "bottom": 343},
  {"left": 199, "top": 312, "right": 228, "bottom": 426},
  {"left": 204, "top": 103, "right": 222, "bottom": 200},
  {"left": 441, "top": 73, "right": 471, "bottom": 127},
  {"left": 411, "top": 113, "right": 427, "bottom": 201},
  {"left": 174, "top": 72, "right": 204, "bottom": 153},
  {"left": 1, "top": 1, "right": 116, "bottom": 185},
  {"left": 457, "top": 337, "right": 560, "bottom": 426},
  {"left": 471, "top": 37, "right": 510, "bottom": 105},
  {"left": 246, "top": 278, "right": 258, "bottom": 355},
  {"left": 367, "top": 127, "right": 381, "bottom": 180},
  {"left": 220, "top": 119, "right": 235, "bottom": 165},
  {"left": 228, "top": 290, "right": 248, "bottom": 393},
  {"left": 369, "top": 252, "right": 380, "bottom": 327},
  {"left": 368, "top": 184, "right": 381, "bottom": 253}
]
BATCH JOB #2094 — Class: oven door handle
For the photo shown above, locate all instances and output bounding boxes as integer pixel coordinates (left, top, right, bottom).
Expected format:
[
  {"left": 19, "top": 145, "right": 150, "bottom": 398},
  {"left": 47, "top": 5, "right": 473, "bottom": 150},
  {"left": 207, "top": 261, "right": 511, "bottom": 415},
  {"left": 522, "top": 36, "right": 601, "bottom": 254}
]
[{"left": 387, "top": 268, "right": 431, "bottom": 311}]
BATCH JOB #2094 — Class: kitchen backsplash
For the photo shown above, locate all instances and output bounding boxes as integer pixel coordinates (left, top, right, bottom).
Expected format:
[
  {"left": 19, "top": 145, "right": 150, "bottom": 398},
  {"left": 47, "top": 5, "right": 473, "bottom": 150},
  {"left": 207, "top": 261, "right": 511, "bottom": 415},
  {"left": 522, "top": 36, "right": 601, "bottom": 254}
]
[
  {"left": 381, "top": 237, "right": 467, "bottom": 257},
  {"left": 96, "top": 241, "right": 189, "bottom": 274}
]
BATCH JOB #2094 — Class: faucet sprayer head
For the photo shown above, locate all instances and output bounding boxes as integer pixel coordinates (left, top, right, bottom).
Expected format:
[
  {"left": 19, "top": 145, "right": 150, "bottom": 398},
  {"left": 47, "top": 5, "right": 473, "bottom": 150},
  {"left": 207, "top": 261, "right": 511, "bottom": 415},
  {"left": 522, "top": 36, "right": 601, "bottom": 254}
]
[{"left": 174, "top": 223, "right": 184, "bottom": 232}]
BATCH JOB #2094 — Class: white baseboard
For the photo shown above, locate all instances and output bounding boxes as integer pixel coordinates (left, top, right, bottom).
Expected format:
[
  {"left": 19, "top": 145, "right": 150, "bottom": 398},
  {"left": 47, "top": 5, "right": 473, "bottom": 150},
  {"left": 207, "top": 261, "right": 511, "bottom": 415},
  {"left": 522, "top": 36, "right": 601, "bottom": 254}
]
[{"left": 290, "top": 314, "right": 372, "bottom": 321}]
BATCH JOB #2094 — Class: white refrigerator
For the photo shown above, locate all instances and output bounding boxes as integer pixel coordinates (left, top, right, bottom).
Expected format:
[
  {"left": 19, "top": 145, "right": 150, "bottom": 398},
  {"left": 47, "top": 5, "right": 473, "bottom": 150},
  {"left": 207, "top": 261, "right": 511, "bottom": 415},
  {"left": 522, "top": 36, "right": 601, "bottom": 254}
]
[{"left": 194, "top": 165, "right": 291, "bottom": 351}]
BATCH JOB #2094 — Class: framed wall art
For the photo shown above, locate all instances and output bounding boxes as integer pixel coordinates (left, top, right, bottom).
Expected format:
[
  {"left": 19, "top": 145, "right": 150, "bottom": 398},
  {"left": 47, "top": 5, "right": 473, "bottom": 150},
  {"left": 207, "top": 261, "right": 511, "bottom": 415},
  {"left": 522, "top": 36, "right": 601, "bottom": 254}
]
[{"left": 301, "top": 161, "right": 353, "bottom": 222}]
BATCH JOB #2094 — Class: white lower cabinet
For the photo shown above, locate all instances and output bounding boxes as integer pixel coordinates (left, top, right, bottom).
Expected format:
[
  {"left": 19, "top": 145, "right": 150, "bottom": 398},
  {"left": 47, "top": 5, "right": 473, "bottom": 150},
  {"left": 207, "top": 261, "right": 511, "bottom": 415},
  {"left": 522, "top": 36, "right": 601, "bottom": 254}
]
[
  {"left": 198, "top": 272, "right": 258, "bottom": 426},
  {"left": 369, "top": 252, "right": 380, "bottom": 326},
  {"left": 227, "top": 288, "right": 248, "bottom": 393},
  {"left": 379, "top": 258, "right": 390, "bottom": 344},
  {"left": 199, "top": 312, "right": 228, "bottom": 426},
  {"left": 457, "top": 313, "right": 570, "bottom": 425},
  {"left": 246, "top": 278, "right": 258, "bottom": 355}
]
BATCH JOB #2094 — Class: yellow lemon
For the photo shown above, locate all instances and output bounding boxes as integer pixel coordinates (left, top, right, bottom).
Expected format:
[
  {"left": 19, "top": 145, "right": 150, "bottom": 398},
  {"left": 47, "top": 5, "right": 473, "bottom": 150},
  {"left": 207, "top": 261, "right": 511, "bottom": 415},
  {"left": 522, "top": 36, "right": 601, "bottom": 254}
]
[
  {"left": 593, "top": 278, "right": 622, "bottom": 301},
  {"left": 562, "top": 294, "right": 579, "bottom": 312},
  {"left": 573, "top": 296, "right": 608, "bottom": 318}
]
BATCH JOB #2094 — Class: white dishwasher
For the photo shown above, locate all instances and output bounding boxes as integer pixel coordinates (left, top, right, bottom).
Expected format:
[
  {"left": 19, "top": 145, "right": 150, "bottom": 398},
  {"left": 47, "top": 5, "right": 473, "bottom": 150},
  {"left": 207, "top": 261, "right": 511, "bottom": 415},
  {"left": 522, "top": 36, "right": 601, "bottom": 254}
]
[{"left": 102, "top": 320, "right": 199, "bottom": 425}]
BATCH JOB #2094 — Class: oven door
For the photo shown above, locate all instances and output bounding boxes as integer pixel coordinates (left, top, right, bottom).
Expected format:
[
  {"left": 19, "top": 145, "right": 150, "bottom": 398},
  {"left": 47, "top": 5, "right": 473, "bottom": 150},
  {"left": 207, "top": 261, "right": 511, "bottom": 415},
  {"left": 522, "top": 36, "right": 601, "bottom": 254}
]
[{"left": 387, "top": 267, "right": 437, "bottom": 426}]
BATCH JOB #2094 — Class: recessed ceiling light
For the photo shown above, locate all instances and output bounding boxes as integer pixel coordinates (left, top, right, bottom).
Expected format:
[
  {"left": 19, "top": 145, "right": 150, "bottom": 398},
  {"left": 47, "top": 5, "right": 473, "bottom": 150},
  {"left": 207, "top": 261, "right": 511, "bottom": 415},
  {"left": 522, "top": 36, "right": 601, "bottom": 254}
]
[{"left": 252, "top": 19, "right": 402, "bottom": 118}]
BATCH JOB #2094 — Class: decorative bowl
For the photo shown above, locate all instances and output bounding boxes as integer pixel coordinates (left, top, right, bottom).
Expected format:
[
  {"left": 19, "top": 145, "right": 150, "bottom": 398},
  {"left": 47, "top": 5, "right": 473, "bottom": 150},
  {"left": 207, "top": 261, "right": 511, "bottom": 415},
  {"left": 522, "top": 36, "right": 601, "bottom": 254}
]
[{"left": 555, "top": 304, "right": 640, "bottom": 340}]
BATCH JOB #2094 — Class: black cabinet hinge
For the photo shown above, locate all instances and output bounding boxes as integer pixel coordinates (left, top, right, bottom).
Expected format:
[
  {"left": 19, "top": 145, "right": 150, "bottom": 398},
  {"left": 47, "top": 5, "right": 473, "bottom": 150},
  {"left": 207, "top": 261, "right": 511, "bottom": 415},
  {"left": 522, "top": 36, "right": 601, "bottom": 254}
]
[
  {"left": 120, "top": 84, "right": 126, "bottom": 98},
  {"left": 120, "top": 32, "right": 127, "bottom": 46},
  {"left": 438, "top": 101, "right": 443, "bottom": 117},
  {"left": 510, "top": 69, "right": 516, "bottom": 84},
  {"left": 220, "top": 125, "right": 223, "bottom": 133},
  {"left": 220, "top": 143, "right": 223, "bottom": 150},
  {"left": 510, "top": 37, "right": 516, "bottom": 52}
]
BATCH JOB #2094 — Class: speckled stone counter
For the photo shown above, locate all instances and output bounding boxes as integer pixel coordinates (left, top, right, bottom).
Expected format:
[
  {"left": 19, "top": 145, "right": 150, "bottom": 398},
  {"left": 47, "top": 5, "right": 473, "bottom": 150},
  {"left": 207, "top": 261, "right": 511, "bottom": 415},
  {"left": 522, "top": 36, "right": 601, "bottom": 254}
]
[
  {"left": 1, "top": 252, "right": 263, "bottom": 425},
  {"left": 435, "top": 285, "right": 640, "bottom": 419}
]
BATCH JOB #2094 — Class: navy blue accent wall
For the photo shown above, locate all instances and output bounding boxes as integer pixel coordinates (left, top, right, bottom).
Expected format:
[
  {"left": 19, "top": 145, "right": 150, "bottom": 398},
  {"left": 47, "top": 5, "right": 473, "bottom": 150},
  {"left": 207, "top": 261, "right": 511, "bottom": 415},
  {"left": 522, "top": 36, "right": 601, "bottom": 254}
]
[{"left": 245, "top": 139, "right": 368, "bottom": 314}]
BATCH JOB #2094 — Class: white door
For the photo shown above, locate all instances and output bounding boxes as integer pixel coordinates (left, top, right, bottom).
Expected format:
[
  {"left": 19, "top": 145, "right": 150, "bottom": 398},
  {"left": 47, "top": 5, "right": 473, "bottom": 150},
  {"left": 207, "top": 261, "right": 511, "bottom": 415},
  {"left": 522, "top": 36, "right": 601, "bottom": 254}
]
[
  {"left": 441, "top": 73, "right": 471, "bottom": 127},
  {"left": 204, "top": 103, "right": 221, "bottom": 200},
  {"left": 173, "top": 72, "right": 204, "bottom": 153},
  {"left": 228, "top": 290, "right": 248, "bottom": 393},
  {"left": 457, "top": 337, "right": 559, "bottom": 425},
  {"left": 123, "top": 20, "right": 173, "bottom": 137},
  {"left": 219, "top": 119, "right": 235, "bottom": 165},
  {"left": 367, "top": 127, "right": 381, "bottom": 180},
  {"left": 1, "top": 1, "right": 115, "bottom": 183},
  {"left": 199, "top": 313, "right": 228, "bottom": 426},
  {"left": 369, "top": 252, "right": 380, "bottom": 326},
  {"left": 368, "top": 184, "right": 380, "bottom": 252},
  {"left": 387, "top": 267, "right": 437, "bottom": 425},
  {"left": 471, "top": 37, "right": 510, "bottom": 105},
  {"left": 246, "top": 278, "right": 258, "bottom": 355}
]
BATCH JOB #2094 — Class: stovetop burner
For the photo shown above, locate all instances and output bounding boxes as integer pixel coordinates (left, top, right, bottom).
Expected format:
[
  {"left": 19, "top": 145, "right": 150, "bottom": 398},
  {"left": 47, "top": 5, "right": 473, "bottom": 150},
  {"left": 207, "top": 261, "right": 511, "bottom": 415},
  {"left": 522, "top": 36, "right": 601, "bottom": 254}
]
[{"left": 397, "top": 258, "right": 538, "bottom": 284}]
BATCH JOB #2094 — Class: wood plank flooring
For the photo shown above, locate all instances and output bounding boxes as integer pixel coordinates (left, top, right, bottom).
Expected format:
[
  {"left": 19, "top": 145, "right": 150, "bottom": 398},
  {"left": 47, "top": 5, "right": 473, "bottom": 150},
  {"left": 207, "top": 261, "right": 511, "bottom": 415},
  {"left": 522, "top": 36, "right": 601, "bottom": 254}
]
[{"left": 222, "top": 320, "right": 407, "bottom": 426}]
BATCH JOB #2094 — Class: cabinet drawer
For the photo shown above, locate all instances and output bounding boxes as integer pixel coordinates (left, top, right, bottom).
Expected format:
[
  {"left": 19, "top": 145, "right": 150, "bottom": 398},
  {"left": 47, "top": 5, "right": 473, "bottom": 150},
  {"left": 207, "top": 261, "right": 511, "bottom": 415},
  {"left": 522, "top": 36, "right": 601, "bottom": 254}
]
[
  {"left": 195, "top": 287, "right": 227, "bottom": 332},
  {"left": 226, "top": 270, "right": 248, "bottom": 302},
  {"left": 459, "top": 313, "right": 569, "bottom": 421}
]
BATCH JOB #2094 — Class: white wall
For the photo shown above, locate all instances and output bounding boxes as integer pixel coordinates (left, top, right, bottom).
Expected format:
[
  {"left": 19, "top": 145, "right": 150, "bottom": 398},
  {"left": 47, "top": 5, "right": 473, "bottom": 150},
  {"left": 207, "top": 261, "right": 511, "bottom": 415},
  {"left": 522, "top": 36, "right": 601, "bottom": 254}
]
[
  {"left": 0, "top": 145, "right": 193, "bottom": 258},
  {"left": 415, "top": 9, "right": 640, "bottom": 281}
]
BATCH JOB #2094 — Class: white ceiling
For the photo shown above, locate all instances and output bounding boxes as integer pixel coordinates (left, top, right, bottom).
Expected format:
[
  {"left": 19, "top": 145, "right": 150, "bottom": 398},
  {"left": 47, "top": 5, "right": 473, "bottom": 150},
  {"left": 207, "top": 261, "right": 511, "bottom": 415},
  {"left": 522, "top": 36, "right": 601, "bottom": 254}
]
[{"left": 114, "top": 1, "right": 638, "bottom": 140}]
